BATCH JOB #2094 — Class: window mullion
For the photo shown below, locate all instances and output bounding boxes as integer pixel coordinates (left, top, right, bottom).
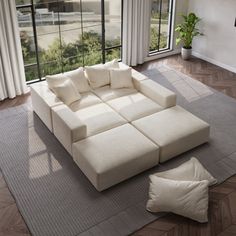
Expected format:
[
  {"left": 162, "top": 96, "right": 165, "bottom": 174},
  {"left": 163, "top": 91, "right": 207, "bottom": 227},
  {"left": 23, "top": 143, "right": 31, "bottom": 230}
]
[
  {"left": 56, "top": 0, "right": 64, "bottom": 73},
  {"left": 157, "top": 0, "right": 163, "bottom": 52},
  {"left": 31, "top": 0, "right": 41, "bottom": 80},
  {"left": 101, "top": 0, "right": 106, "bottom": 63}
]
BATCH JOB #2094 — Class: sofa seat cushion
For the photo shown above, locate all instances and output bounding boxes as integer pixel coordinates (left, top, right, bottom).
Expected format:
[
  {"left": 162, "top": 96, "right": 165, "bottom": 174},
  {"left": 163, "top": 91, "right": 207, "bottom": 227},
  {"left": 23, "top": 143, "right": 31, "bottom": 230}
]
[
  {"left": 69, "top": 92, "right": 102, "bottom": 111},
  {"left": 93, "top": 85, "right": 137, "bottom": 102},
  {"left": 132, "top": 105, "right": 210, "bottom": 163},
  {"left": 107, "top": 93, "right": 163, "bottom": 122},
  {"left": 72, "top": 124, "right": 159, "bottom": 191},
  {"left": 74, "top": 103, "right": 127, "bottom": 137}
]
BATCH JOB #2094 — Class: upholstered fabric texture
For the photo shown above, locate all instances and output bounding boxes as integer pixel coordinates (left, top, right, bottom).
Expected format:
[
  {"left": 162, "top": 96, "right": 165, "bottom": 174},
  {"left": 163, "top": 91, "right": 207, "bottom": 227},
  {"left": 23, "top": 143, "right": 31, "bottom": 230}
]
[
  {"left": 85, "top": 67, "right": 111, "bottom": 89},
  {"left": 65, "top": 67, "right": 91, "bottom": 93},
  {"left": 74, "top": 103, "right": 127, "bottom": 137},
  {"left": 69, "top": 92, "right": 102, "bottom": 111},
  {"left": 52, "top": 104, "right": 87, "bottom": 154},
  {"left": 107, "top": 92, "right": 163, "bottom": 122},
  {"left": 132, "top": 105, "right": 210, "bottom": 162},
  {"left": 73, "top": 124, "right": 159, "bottom": 191},
  {"left": 155, "top": 157, "right": 217, "bottom": 186},
  {"left": 139, "top": 79, "right": 177, "bottom": 108},
  {"left": 46, "top": 73, "right": 69, "bottom": 92},
  {"left": 110, "top": 67, "right": 134, "bottom": 89},
  {"left": 53, "top": 79, "right": 81, "bottom": 105},
  {"left": 146, "top": 176, "right": 209, "bottom": 223},
  {"left": 93, "top": 85, "right": 137, "bottom": 101}
]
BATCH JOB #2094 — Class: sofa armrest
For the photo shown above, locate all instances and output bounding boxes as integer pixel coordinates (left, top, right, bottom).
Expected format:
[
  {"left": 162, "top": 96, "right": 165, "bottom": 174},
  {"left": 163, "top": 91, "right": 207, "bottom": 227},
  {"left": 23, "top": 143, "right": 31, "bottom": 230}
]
[
  {"left": 139, "top": 79, "right": 177, "bottom": 108},
  {"left": 52, "top": 105, "right": 87, "bottom": 155},
  {"left": 30, "top": 81, "right": 63, "bottom": 132}
]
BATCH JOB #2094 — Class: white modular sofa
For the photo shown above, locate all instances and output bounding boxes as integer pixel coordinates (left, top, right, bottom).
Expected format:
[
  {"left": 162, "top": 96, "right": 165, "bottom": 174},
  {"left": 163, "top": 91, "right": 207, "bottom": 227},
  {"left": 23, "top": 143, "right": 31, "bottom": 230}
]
[{"left": 31, "top": 61, "right": 210, "bottom": 191}]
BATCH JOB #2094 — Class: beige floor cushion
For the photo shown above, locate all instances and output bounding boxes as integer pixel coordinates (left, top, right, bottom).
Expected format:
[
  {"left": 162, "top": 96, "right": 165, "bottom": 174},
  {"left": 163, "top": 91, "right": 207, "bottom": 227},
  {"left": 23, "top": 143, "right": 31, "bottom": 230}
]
[
  {"left": 93, "top": 85, "right": 137, "bottom": 102},
  {"left": 132, "top": 105, "right": 210, "bottom": 163},
  {"left": 72, "top": 124, "right": 160, "bottom": 191},
  {"left": 74, "top": 103, "right": 127, "bottom": 137},
  {"left": 146, "top": 176, "right": 209, "bottom": 223},
  {"left": 155, "top": 157, "right": 217, "bottom": 186},
  {"left": 69, "top": 92, "right": 102, "bottom": 111},
  {"left": 107, "top": 93, "right": 163, "bottom": 122}
]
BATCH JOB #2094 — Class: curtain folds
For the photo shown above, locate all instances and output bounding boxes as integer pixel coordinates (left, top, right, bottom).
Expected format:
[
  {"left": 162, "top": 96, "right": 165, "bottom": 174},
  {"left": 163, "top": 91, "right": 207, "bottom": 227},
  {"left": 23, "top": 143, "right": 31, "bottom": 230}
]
[
  {"left": 0, "top": 0, "right": 27, "bottom": 101},
  {"left": 122, "top": 0, "right": 151, "bottom": 66}
]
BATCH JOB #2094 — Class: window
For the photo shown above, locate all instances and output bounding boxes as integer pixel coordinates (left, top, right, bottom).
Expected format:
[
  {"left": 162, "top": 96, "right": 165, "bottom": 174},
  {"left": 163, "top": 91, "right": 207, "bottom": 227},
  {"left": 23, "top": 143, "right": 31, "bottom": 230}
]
[
  {"left": 15, "top": 0, "right": 123, "bottom": 82},
  {"left": 149, "top": 0, "right": 173, "bottom": 54}
]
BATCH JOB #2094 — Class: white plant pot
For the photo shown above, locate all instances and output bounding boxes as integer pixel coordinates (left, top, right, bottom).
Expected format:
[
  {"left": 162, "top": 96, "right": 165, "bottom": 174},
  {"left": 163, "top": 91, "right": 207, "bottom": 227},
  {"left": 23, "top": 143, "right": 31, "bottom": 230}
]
[{"left": 181, "top": 47, "right": 192, "bottom": 60}]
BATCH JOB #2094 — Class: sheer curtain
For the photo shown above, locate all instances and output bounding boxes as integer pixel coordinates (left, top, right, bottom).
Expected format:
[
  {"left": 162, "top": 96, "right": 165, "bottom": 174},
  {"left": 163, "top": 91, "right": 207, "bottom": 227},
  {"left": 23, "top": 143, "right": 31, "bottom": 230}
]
[
  {"left": 122, "top": 0, "right": 151, "bottom": 66},
  {"left": 0, "top": 0, "right": 28, "bottom": 101}
]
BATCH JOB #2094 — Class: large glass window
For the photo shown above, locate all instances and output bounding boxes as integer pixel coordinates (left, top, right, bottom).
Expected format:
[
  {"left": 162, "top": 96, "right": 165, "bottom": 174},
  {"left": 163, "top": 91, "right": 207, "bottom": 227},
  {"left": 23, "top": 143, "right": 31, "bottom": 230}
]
[
  {"left": 149, "top": 0, "right": 173, "bottom": 54},
  {"left": 15, "top": 0, "right": 123, "bottom": 82}
]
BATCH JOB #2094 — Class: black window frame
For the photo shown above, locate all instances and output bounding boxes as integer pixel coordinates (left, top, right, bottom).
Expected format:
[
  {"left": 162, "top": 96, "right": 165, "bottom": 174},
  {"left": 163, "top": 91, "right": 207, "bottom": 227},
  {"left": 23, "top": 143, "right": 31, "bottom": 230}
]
[
  {"left": 149, "top": 0, "right": 174, "bottom": 55},
  {"left": 16, "top": 0, "right": 123, "bottom": 84}
]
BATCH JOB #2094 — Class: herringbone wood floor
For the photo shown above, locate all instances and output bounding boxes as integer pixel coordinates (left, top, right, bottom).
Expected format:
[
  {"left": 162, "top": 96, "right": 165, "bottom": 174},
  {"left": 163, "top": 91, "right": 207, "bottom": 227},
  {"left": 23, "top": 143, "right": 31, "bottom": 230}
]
[{"left": 0, "top": 54, "right": 236, "bottom": 236}]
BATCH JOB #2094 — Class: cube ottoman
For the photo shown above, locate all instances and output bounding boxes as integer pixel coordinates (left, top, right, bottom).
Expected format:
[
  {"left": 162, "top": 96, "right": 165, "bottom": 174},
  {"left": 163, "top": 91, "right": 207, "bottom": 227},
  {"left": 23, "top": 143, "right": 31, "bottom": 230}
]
[
  {"left": 132, "top": 105, "right": 210, "bottom": 163},
  {"left": 72, "top": 124, "right": 160, "bottom": 191}
]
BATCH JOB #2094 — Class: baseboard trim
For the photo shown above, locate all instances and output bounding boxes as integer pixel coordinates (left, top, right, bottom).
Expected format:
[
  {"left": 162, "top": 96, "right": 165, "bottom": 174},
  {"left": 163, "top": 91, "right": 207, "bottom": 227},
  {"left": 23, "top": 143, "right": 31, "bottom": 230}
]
[{"left": 192, "top": 51, "right": 236, "bottom": 74}]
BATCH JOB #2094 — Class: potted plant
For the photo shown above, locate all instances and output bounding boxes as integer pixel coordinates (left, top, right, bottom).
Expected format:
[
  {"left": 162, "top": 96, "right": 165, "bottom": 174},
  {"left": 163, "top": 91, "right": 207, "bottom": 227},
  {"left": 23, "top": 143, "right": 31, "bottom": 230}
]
[{"left": 175, "top": 12, "right": 202, "bottom": 60}]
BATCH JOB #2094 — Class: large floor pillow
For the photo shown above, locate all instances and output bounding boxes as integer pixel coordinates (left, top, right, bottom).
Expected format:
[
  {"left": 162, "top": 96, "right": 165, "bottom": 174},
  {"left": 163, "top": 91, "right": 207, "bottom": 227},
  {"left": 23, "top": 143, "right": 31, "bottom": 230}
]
[{"left": 154, "top": 157, "right": 217, "bottom": 186}]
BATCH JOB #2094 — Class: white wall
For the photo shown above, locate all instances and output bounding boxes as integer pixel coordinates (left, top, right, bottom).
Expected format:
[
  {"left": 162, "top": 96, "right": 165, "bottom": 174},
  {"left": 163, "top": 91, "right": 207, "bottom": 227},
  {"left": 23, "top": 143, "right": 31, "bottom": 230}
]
[
  {"left": 173, "top": 0, "right": 189, "bottom": 50},
  {"left": 188, "top": 0, "right": 236, "bottom": 73}
]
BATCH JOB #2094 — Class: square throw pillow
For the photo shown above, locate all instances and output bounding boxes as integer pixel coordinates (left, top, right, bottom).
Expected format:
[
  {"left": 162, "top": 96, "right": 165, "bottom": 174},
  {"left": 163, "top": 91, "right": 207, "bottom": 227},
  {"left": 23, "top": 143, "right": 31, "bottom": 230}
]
[
  {"left": 146, "top": 176, "right": 209, "bottom": 223},
  {"left": 104, "top": 59, "right": 119, "bottom": 69},
  {"left": 89, "top": 59, "right": 119, "bottom": 70},
  {"left": 64, "top": 67, "right": 91, "bottom": 93},
  {"left": 46, "top": 73, "right": 68, "bottom": 92},
  {"left": 154, "top": 157, "right": 217, "bottom": 186},
  {"left": 110, "top": 68, "right": 134, "bottom": 89},
  {"left": 85, "top": 67, "right": 110, "bottom": 89},
  {"left": 53, "top": 79, "right": 81, "bottom": 105}
]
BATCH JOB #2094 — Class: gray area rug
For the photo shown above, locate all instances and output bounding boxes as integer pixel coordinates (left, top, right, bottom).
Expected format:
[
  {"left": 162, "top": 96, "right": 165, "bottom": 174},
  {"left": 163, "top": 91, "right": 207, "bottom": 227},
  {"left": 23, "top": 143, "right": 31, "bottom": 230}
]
[{"left": 1, "top": 66, "right": 236, "bottom": 236}]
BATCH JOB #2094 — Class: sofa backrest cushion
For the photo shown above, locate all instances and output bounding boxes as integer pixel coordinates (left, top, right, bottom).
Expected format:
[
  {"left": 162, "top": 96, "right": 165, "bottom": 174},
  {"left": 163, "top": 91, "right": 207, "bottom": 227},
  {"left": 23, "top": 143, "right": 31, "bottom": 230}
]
[
  {"left": 53, "top": 79, "right": 81, "bottom": 105},
  {"left": 85, "top": 59, "right": 120, "bottom": 89},
  {"left": 64, "top": 67, "right": 91, "bottom": 93},
  {"left": 103, "top": 59, "right": 119, "bottom": 69},
  {"left": 85, "top": 67, "right": 110, "bottom": 89},
  {"left": 46, "top": 73, "right": 69, "bottom": 92},
  {"left": 110, "top": 67, "right": 134, "bottom": 89}
]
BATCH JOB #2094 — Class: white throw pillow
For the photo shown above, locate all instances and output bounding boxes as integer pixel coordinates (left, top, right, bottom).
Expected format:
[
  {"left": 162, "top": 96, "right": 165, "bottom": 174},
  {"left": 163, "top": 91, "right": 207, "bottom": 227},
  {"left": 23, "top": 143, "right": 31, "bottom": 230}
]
[
  {"left": 146, "top": 176, "right": 209, "bottom": 223},
  {"left": 53, "top": 79, "right": 81, "bottom": 105},
  {"left": 110, "top": 68, "right": 134, "bottom": 89},
  {"left": 85, "top": 67, "right": 110, "bottom": 89},
  {"left": 104, "top": 59, "right": 119, "bottom": 69},
  {"left": 154, "top": 157, "right": 217, "bottom": 186},
  {"left": 64, "top": 67, "right": 91, "bottom": 93},
  {"left": 46, "top": 73, "right": 68, "bottom": 92}
]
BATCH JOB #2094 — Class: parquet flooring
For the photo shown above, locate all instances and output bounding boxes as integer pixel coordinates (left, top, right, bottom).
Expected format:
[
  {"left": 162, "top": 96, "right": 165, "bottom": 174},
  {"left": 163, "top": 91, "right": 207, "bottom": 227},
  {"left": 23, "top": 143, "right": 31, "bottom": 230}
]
[
  {"left": 0, "top": 54, "right": 236, "bottom": 236},
  {"left": 134, "top": 55, "right": 236, "bottom": 99}
]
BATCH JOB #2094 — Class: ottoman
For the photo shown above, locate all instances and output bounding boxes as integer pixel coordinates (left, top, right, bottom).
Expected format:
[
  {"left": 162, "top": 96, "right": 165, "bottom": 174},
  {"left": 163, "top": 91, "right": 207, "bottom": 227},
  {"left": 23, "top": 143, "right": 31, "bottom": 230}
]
[
  {"left": 132, "top": 105, "right": 210, "bottom": 163},
  {"left": 72, "top": 124, "right": 159, "bottom": 191}
]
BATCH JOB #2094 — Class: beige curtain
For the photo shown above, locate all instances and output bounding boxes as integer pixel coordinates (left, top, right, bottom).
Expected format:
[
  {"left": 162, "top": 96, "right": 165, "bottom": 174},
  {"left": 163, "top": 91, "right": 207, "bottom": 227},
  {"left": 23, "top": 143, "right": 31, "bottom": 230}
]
[
  {"left": 122, "top": 0, "right": 151, "bottom": 66},
  {"left": 0, "top": 0, "right": 28, "bottom": 101}
]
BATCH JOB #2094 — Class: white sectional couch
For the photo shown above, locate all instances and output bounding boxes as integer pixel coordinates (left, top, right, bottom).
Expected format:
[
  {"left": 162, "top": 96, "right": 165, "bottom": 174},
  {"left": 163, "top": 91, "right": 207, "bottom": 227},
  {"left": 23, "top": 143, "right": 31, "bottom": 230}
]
[{"left": 31, "top": 60, "right": 210, "bottom": 191}]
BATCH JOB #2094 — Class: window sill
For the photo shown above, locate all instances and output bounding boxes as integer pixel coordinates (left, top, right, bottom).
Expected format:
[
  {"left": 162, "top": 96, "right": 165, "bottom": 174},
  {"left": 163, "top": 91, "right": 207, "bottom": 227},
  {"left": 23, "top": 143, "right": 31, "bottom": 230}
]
[{"left": 145, "top": 48, "right": 181, "bottom": 62}]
